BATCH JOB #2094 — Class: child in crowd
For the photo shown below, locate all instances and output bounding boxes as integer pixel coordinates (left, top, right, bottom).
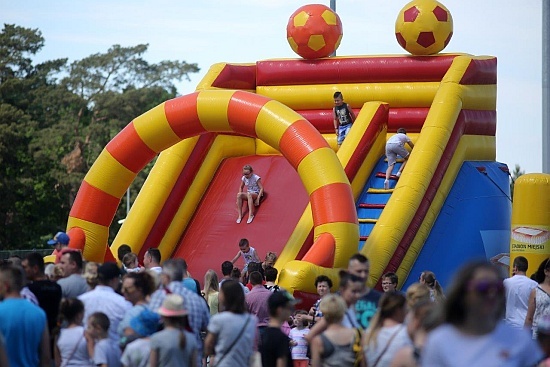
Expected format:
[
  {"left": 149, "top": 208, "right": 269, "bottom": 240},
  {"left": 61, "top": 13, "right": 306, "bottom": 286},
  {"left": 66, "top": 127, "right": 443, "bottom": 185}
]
[
  {"left": 86, "top": 312, "right": 122, "bottom": 367},
  {"left": 381, "top": 272, "right": 399, "bottom": 293},
  {"left": 55, "top": 298, "right": 90, "bottom": 367},
  {"left": 122, "top": 253, "right": 142, "bottom": 273},
  {"left": 333, "top": 91, "right": 356, "bottom": 146},
  {"left": 289, "top": 310, "right": 310, "bottom": 367},
  {"left": 236, "top": 164, "right": 264, "bottom": 224},
  {"left": 231, "top": 238, "right": 261, "bottom": 274},
  {"left": 149, "top": 294, "right": 197, "bottom": 367},
  {"left": 384, "top": 128, "right": 414, "bottom": 189},
  {"left": 120, "top": 309, "right": 160, "bottom": 367}
]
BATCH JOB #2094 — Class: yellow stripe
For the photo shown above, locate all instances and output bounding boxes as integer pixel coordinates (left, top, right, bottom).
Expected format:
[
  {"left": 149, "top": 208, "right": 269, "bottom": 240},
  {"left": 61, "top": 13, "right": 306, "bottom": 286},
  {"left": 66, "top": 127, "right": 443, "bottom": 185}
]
[
  {"left": 298, "top": 147, "right": 349, "bottom": 194},
  {"left": 67, "top": 217, "right": 109, "bottom": 262},
  {"left": 255, "top": 100, "right": 302, "bottom": 151},
  {"left": 84, "top": 149, "right": 136, "bottom": 199},
  {"left": 197, "top": 90, "right": 234, "bottom": 132},
  {"left": 112, "top": 137, "right": 199, "bottom": 255},
  {"left": 133, "top": 103, "right": 180, "bottom": 153}
]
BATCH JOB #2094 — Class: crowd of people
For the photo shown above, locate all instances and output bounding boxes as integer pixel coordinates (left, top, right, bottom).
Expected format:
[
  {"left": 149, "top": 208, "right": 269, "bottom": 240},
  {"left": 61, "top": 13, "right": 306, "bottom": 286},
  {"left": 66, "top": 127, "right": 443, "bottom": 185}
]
[{"left": 0, "top": 232, "right": 549, "bottom": 367}]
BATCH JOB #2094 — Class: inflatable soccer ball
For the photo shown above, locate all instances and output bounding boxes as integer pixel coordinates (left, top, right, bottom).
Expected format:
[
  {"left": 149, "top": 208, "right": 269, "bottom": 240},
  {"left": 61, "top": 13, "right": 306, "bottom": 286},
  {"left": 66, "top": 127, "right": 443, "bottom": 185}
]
[
  {"left": 395, "top": 0, "right": 453, "bottom": 55},
  {"left": 287, "top": 4, "right": 343, "bottom": 59}
]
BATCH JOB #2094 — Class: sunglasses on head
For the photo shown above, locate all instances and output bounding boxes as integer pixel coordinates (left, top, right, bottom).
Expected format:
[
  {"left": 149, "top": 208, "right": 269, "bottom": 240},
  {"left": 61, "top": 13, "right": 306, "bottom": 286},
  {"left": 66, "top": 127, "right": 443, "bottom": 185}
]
[{"left": 468, "top": 279, "right": 504, "bottom": 294}]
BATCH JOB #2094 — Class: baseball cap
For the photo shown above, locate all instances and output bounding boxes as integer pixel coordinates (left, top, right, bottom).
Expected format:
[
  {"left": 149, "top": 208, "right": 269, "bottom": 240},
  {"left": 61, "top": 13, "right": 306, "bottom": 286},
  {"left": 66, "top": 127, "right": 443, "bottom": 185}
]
[
  {"left": 129, "top": 309, "right": 160, "bottom": 337},
  {"left": 268, "top": 290, "right": 299, "bottom": 311},
  {"left": 47, "top": 231, "right": 70, "bottom": 246},
  {"left": 97, "top": 262, "right": 122, "bottom": 281}
]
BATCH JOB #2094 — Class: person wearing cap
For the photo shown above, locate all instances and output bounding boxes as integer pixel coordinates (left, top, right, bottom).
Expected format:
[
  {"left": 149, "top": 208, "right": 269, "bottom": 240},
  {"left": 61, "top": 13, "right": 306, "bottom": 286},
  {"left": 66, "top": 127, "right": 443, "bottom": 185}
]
[
  {"left": 58, "top": 250, "right": 90, "bottom": 298},
  {"left": 149, "top": 294, "right": 197, "bottom": 367},
  {"left": 148, "top": 259, "right": 209, "bottom": 365},
  {"left": 79, "top": 262, "right": 132, "bottom": 343},
  {"left": 48, "top": 231, "right": 70, "bottom": 264},
  {"left": 259, "top": 290, "right": 297, "bottom": 367},
  {"left": 120, "top": 309, "right": 160, "bottom": 367}
]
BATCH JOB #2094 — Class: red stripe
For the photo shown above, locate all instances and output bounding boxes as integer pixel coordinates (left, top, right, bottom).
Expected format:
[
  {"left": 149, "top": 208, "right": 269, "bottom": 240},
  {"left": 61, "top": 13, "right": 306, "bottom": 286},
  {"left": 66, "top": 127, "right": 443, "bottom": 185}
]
[
  {"left": 69, "top": 181, "right": 120, "bottom": 227},
  {"left": 227, "top": 91, "right": 271, "bottom": 137},
  {"left": 279, "top": 119, "right": 330, "bottom": 170},
  {"left": 310, "top": 183, "right": 357, "bottom": 226},
  {"left": 296, "top": 108, "right": 495, "bottom": 135},
  {"left": 376, "top": 113, "right": 467, "bottom": 287},
  {"left": 106, "top": 122, "right": 157, "bottom": 173},
  {"left": 211, "top": 64, "right": 257, "bottom": 90},
  {"left": 459, "top": 58, "right": 497, "bottom": 85},
  {"left": 257, "top": 56, "right": 458, "bottom": 86},
  {"left": 344, "top": 104, "right": 388, "bottom": 182},
  {"left": 139, "top": 134, "right": 217, "bottom": 258},
  {"left": 165, "top": 93, "right": 207, "bottom": 138}
]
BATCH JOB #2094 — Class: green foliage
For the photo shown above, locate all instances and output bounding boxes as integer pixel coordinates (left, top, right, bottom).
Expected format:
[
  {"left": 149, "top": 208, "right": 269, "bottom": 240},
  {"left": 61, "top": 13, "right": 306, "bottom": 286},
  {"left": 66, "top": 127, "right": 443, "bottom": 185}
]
[
  {"left": 510, "top": 164, "right": 525, "bottom": 201},
  {"left": 0, "top": 24, "right": 199, "bottom": 249}
]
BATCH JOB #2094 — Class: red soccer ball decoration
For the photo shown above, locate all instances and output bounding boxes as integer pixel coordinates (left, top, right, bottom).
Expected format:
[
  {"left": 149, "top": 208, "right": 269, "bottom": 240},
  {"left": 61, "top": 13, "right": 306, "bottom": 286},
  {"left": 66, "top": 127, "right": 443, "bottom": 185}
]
[
  {"left": 395, "top": 0, "right": 453, "bottom": 55},
  {"left": 287, "top": 4, "right": 343, "bottom": 59}
]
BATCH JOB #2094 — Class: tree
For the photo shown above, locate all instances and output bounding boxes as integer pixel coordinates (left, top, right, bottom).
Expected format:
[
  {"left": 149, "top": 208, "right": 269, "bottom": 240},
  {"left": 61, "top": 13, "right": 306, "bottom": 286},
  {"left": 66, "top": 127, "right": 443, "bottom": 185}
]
[{"left": 0, "top": 24, "right": 200, "bottom": 249}]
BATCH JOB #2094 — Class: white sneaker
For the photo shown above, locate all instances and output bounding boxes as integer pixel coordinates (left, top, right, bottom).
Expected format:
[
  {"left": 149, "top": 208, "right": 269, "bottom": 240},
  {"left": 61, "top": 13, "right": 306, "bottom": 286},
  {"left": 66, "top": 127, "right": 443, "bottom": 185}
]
[
  {"left": 396, "top": 171, "right": 401, "bottom": 177},
  {"left": 384, "top": 180, "right": 389, "bottom": 190},
  {"left": 236, "top": 217, "right": 242, "bottom": 224},
  {"left": 247, "top": 216, "right": 254, "bottom": 224}
]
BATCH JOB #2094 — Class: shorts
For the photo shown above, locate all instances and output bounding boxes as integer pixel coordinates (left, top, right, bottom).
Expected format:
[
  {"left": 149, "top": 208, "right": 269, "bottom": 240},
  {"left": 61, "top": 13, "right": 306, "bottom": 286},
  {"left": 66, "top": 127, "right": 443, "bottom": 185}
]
[
  {"left": 386, "top": 143, "right": 409, "bottom": 166},
  {"left": 337, "top": 124, "right": 352, "bottom": 145}
]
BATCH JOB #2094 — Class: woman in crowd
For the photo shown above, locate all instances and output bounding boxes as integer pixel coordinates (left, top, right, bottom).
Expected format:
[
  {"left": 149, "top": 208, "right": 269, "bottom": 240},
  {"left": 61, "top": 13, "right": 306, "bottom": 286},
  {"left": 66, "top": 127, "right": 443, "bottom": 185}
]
[
  {"left": 55, "top": 298, "right": 91, "bottom": 367},
  {"left": 419, "top": 271, "right": 445, "bottom": 303},
  {"left": 363, "top": 292, "right": 410, "bottom": 367},
  {"left": 83, "top": 262, "right": 99, "bottom": 290},
  {"left": 389, "top": 301, "right": 439, "bottom": 367},
  {"left": 525, "top": 258, "right": 550, "bottom": 339},
  {"left": 404, "top": 283, "right": 431, "bottom": 309},
  {"left": 296, "top": 275, "right": 333, "bottom": 327},
  {"left": 118, "top": 271, "right": 157, "bottom": 338},
  {"left": 309, "top": 294, "right": 364, "bottom": 367},
  {"left": 422, "top": 261, "right": 543, "bottom": 366},
  {"left": 204, "top": 279, "right": 257, "bottom": 367},
  {"left": 202, "top": 269, "right": 219, "bottom": 316}
]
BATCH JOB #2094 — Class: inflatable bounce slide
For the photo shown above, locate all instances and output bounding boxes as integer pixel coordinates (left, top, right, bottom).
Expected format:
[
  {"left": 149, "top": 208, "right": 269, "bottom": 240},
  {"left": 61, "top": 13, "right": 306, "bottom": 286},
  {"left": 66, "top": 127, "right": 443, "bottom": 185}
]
[{"left": 62, "top": 2, "right": 512, "bottom": 300}]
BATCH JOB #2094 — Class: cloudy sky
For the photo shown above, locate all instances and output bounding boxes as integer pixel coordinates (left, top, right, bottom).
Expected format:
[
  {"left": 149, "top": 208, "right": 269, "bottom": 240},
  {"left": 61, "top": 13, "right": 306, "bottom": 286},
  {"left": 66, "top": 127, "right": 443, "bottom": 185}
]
[{"left": 3, "top": 0, "right": 543, "bottom": 173}]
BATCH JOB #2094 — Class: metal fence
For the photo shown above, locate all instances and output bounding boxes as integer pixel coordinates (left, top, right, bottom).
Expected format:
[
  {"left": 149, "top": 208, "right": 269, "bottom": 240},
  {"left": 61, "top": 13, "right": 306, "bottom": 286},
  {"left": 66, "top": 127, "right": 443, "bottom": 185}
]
[{"left": 0, "top": 249, "right": 52, "bottom": 261}]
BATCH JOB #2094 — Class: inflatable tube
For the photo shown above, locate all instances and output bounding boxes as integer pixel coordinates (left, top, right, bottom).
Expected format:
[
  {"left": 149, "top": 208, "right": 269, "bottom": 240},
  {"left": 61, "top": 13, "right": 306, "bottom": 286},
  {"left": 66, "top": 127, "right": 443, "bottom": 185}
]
[{"left": 67, "top": 90, "right": 358, "bottom": 265}]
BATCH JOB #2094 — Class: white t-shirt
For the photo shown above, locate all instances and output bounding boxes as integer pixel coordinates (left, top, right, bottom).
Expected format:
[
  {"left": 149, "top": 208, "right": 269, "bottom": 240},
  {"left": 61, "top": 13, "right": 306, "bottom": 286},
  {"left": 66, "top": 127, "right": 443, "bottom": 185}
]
[
  {"left": 365, "top": 324, "right": 411, "bottom": 367},
  {"left": 422, "top": 321, "right": 543, "bottom": 367},
  {"left": 120, "top": 338, "right": 151, "bottom": 367},
  {"left": 289, "top": 327, "right": 310, "bottom": 360},
  {"left": 503, "top": 274, "right": 538, "bottom": 328},
  {"left": 387, "top": 133, "right": 411, "bottom": 147},
  {"left": 242, "top": 174, "right": 261, "bottom": 194}
]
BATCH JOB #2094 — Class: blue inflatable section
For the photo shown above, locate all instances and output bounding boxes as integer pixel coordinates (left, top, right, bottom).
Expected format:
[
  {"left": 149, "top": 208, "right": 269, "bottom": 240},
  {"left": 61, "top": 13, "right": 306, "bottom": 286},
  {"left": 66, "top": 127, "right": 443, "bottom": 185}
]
[{"left": 402, "top": 161, "right": 511, "bottom": 290}]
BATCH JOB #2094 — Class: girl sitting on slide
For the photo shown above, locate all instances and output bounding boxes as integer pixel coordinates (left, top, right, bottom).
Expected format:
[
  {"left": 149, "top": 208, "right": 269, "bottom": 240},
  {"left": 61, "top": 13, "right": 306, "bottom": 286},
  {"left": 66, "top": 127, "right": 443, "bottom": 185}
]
[{"left": 236, "top": 164, "right": 264, "bottom": 224}]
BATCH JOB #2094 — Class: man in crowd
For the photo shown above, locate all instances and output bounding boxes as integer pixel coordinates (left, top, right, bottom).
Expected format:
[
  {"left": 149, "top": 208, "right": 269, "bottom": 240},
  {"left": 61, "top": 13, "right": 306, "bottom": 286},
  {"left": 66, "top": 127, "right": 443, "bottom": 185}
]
[
  {"left": 348, "top": 253, "right": 382, "bottom": 330},
  {"left": 0, "top": 265, "right": 51, "bottom": 367},
  {"left": 57, "top": 250, "right": 89, "bottom": 298},
  {"left": 22, "top": 252, "right": 62, "bottom": 342},
  {"left": 246, "top": 271, "right": 272, "bottom": 338},
  {"left": 504, "top": 255, "right": 538, "bottom": 328},
  {"left": 220, "top": 260, "right": 249, "bottom": 294},
  {"left": 143, "top": 248, "right": 162, "bottom": 274},
  {"left": 149, "top": 258, "right": 210, "bottom": 364}
]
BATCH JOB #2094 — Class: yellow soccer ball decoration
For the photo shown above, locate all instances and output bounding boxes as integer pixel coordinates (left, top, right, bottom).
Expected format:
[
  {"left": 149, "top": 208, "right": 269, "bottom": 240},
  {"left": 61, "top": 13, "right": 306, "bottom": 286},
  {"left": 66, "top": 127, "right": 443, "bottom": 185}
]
[{"left": 395, "top": 0, "right": 453, "bottom": 55}]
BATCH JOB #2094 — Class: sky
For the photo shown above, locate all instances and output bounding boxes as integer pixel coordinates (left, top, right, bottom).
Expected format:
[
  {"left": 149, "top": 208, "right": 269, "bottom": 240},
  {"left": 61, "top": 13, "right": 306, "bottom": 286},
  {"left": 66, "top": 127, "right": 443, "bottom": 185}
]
[{"left": 2, "top": 0, "right": 544, "bottom": 174}]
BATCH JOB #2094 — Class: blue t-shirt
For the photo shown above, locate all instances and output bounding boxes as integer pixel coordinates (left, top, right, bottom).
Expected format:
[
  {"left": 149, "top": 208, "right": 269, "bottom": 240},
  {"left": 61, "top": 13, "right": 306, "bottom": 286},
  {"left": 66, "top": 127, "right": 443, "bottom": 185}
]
[
  {"left": 354, "top": 289, "right": 382, "bottom": 330},
  {"left": 0, "top": 298, "right": 47, "bottom": 367}
]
